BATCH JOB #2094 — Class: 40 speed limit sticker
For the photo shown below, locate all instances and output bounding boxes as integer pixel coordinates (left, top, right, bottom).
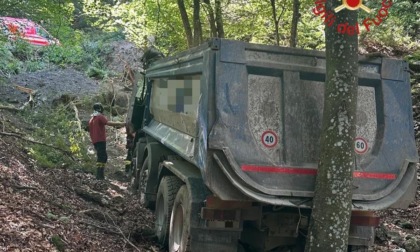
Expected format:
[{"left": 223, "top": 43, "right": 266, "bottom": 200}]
[
  {"left": 355, "top": 137, "right": 368, "bottom": 154},
  {"left": 261, "top": 130, "right": 278, "bottom": 148}
]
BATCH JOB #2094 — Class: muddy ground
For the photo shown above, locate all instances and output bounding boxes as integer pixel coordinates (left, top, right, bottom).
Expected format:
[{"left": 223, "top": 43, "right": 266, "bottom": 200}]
[{"left": 0, "top": 119, "right": 160, "bottom": 251}]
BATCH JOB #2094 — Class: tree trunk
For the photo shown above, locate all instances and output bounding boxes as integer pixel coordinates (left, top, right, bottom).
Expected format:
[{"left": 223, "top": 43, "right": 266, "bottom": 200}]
[
  {"left": 72, "top": 0, "right": 89, "bottom": 29},
  {"left": 203, "top": 0, "right": 217, "bottom": 37},
  {"left": 215, "top": 0, "right": 225, "bottom": 38},
  {"left": 192, "top": 0, "right": 202, "bottom": 46},
  {"left": 269, "top": 0, "right": 280, "bottom": 46},
  {"left": 290, "top": 0, "right": 300, "bottom": 47},
  {"left": 305, "top": 2, "right": 359, "bottom": 252},
  {"left": 177, "top": 0, "right": 193, "bottom": 48}
]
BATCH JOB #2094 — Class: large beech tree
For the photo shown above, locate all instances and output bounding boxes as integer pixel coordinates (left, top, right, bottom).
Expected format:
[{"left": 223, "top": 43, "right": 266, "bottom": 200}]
[{"left": 305, "top": 1, "right": 359, "bottom": 251}]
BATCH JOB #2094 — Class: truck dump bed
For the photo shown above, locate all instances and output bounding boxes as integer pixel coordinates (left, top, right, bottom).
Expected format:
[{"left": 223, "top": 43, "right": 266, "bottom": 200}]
[{"left": 143, "top": 38, "right": 418, "bottom": 210}]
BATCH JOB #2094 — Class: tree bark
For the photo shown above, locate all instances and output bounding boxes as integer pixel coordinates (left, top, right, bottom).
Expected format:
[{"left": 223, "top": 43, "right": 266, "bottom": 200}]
[
  {"left": 192, "top": 0, "right": 202, "bottom": 46},
  {"left": 305, "top": 2, "right": 359, "bottom": 252},
  {"left": 269, "top": 0, "right": 280, "bottom": 46},
  {"left": 290, "top": 0, "right": 300, "bottom": 47},
  {"left": 177, "top": 0, "right": 193, "bottom": 48},
  {"left": 214, "top": 0, "right": 225, "bottom": 38},
  {"left": 72, "top": 0, "right": 89, "bottom": 29},
  {"left": 203, "top": 0, "right": 217, "bottom": 37}
]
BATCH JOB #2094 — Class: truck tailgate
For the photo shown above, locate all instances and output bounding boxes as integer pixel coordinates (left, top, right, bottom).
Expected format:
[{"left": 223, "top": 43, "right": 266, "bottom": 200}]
[{"left": 208, "top": 40, "right": 418, "bottom": 209}]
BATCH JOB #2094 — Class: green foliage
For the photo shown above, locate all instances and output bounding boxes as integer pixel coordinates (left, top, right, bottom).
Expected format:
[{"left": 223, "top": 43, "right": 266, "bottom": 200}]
[
  {"left": 0, "top": 1, "right": 113, "bottom": 76},
  {"left": 358, "top": 0, "right": 419, "bottom": 50},
  {"left": 0, "top": 29, "right": 117, "bottom": 77},
  {"left": 43, "top": 45, "right": 85, "bottom": 66},
  {"left": 0, "top": 0, "right": 75, "bottom": 42},
  {"left": 23, "top": 105, "right": 93, "bottom": 171},
  {"left": 86, "top": 65, "right": 107, "bottom": 79},
  {"left": 4, "top": 0, "right": 410, "bottom": 57},
  {"left": 9, "top": 39, "right": 35, "bottom": 61},
  {"left": 389, "top": 0, "right": 420, "bottom": 39},
  {"left": 23, "top": 60, "right": 46, "bottom": 72},
  {"left": 80, "top": 0, "right": 328, "bottom": 52},
  {"left": 405, "top": 50, "right": 420, "bottom": 63},
  {"left": 1, "top": 0, "right": 419, "bottom": 56},
  {"left": 0, "top": 40, "right": 22, "bottom": 76},
  {"left": 50, "top": 235, "right": 65, "bottom": 252},
  {"left": 362, "top": 22, "right": 415, "bottom": 49},
  {"left": 82, "top": 0, "right": 183, "bottom": 54}
]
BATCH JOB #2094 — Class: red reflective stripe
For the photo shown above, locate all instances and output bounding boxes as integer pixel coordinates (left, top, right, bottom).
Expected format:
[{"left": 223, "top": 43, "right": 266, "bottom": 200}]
[
  {"left": 241, "top": 165, "right": 397, "bottom": 180},
  {"left": 353, "top": 171, "right": 396, "bottom": 180},
  {"left": 241, "top": 165, "right": 317, "bottom": 175}
]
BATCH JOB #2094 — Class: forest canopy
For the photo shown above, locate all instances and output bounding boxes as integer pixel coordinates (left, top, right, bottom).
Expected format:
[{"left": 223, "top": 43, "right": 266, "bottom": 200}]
[{"left": 0, "top": 0, "right": 418, "bottom": 56}]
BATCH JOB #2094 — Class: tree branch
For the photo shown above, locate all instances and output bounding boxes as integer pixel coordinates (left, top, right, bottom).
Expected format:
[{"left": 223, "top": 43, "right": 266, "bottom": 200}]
[
  {"left": 13, "top": 184, "right": 39, "bottom": 191},
  {"left": 103, "top": 212, "right": 142, "bottom": 251},
  {"left": 0, "top": 131, "right": 75, "bottom": 161},
  {"left": 79, "top": 216, "right": 142, "bottom": 252},
  {"left": 0, "top": 105, "right": 21, "bottom": 112},
  {"left": 69, "top": 102, "right": 82, "bottom": 132}
]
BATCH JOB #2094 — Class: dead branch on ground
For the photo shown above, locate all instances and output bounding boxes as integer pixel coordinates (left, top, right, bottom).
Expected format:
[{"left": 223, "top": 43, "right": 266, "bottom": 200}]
[
  {"left": 12, "top": 184, "right": 39, "bottom": 191},
  {"left": 0, "top": 131, "right": 75, "bottom": 161},
  {"left": 15, "top": 84, "right": 37, "bottom": 108},
  {"left": 79, "top": 215, "right": 145, "bottom": 252},
  {"left": 103, "top": 212, "right": 142, "bottom": 251},
  {"left": 69, "top": 101, "right": 82, "bottom": 132},
  {"left": 0, "top": 105, "right": 21, "bottom": 111},
  {"left": 74, "top": 187, "right": 109, "bottom": 206},
  {"left": 78, "top": 219, "right": 121, "bottom": 235}
]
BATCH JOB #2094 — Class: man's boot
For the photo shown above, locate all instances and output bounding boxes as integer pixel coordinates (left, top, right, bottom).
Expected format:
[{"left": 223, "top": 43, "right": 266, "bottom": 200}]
[
  {"left": 96, "top": 163, "right": 105, "bottom": 180},
  {"left": 96, "top": 167, "right": 105, "bottom": 180}
]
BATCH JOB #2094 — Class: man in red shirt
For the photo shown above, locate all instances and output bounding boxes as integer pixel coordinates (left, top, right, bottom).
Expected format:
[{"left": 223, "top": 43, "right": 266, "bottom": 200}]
[{"left": 89, "top": 103, "right": 125, "bottom": 180}]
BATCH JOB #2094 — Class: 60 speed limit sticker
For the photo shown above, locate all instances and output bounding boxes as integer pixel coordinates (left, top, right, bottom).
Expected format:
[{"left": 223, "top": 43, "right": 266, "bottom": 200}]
[
  {"left": 355, "top": 137, "right": 368, "bottom": 154},
  {"left": 261, "top": 130, "right": 278, "bottom": 148}
]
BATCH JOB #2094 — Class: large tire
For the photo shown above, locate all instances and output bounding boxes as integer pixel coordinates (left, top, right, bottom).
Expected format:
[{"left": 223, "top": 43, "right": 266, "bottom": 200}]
[
  {"left": 129, "top": 141, "right": 143, "bottom": 192},
  {"left": 169, "top": 185, "right": 191, "bottom": 252},
  {"left": 130, "top": 165, "right": 140, "bottom": 193},
  {"left": 138, "top": 157, "right": 154, "bottom": 209},
  {"left": 155, "top": 176, "right": 183, "bottom": 246}
]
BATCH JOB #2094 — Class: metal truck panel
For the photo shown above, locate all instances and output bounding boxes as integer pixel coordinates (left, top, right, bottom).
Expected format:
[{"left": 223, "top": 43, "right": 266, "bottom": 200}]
[
  {"left": 144, "top": 41, "right": 214, "bottom": 171},
  {"left": 150, "top": 75, "right": 201, "bottom": 137},
  {"left": 144, "top": 39, "right": 418, "bottom": 210}
]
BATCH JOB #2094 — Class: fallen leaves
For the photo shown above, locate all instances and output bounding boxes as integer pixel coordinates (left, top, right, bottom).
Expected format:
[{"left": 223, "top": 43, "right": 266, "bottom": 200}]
[{"left": 0, "top": 134, "right": 160, "bottom": 252}]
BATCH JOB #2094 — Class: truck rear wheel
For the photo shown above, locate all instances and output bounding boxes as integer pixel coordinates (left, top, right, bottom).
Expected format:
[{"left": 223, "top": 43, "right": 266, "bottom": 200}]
[
  {"left": 169, "top": 185, "right": 191, "bottom": 252},
  {"left": 138, "top": 157, "right": 154, "bottom": 209},
  {"left": 129, "top": 141, "right": 143, "bottom": 192},
  {"left": 130, "top": 166, "right": 140, "bottom": 193},
  {"left": 155, "top": 176, "right": 183, "bottom": 246}
]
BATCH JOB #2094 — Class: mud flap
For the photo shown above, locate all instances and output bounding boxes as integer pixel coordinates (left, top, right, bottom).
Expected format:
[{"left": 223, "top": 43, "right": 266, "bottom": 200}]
[{"left": 188, "top": 177, "right": 242, "bottom": 252}]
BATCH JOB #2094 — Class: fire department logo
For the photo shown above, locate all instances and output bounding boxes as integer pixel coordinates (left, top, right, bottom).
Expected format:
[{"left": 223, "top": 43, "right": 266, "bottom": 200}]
[{"left": 313, "top": 0, "right": 393, "bottom": 35}]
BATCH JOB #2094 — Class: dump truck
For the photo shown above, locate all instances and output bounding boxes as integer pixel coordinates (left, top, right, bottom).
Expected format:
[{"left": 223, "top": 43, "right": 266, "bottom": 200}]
[{"left": 125, "top": 38, "right": 418, "bottom": 252}]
